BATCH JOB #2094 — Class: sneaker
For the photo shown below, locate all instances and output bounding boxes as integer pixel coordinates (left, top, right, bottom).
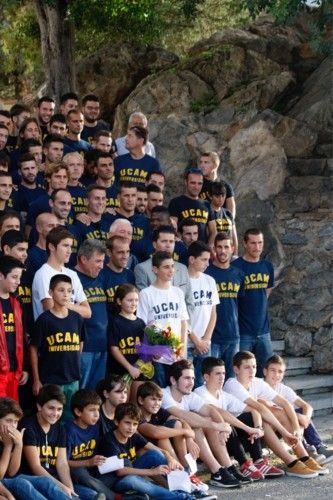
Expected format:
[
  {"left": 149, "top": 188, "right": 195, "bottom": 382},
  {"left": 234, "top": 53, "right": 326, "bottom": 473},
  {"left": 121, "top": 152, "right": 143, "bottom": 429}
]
[
  {"left": 286, "top": 460, "right": 319, "bottom": 478},
  {"left": 317, "top": 445, "right": 333, "bottom": 465},
  {"left": 209, "top": 467, "right": 241, "bottom": 488},
  {"left": 94, "top": 495, "right": 106, "bottom": 500},
  {"left": 305, "top": 444, "right": 326, "bottom": 464},
  {"left": 228, "top": 464, "right": 253, "bottom": 484},
  {"left": 240, "top": 459, "right": 265, "bottom": 481},
  {"left": 190, "top": 474, "right": 209, "bottom": 493},
  {"left": 303, "top": 456, "right": 329, "bottom": 475},
  {"left": 191, "top": 492, "right": 218, "bottom": 500},
  {"left": 254, "top": 457, "right": 285, "bottom": 478}
]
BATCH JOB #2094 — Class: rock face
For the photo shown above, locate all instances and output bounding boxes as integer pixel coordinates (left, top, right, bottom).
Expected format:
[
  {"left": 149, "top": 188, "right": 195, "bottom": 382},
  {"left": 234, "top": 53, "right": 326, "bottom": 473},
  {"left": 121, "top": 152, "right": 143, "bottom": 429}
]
[{"left": 111, "top": 16, "right": 332, "bottom": 371}]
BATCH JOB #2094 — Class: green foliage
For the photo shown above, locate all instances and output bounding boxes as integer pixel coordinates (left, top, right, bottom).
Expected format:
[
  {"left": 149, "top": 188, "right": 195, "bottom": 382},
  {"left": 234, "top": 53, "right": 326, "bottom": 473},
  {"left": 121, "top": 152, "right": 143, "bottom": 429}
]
[{"left": 190, "top": 91, "right": 219, "bottom": 113}]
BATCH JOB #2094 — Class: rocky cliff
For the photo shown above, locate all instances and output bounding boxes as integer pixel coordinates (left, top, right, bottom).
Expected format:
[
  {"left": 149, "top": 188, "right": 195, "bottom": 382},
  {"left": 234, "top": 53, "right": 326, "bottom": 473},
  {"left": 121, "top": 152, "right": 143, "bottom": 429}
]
[{"left": 78, "top": 15, "right": 332, "bottom": 371}]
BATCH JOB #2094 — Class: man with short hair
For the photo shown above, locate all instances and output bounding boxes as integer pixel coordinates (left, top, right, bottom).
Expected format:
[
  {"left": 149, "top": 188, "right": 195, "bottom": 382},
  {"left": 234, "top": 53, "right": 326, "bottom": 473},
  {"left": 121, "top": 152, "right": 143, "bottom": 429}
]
[
  {"left": 64, "top": 110, "right": 92, "bottom": 154},
  {"left": 101, "top": 235, "right": 135, "bottom": 308},
  {"left": 12, "top": 154, "right": 45, "bottom": 219},
  {"left": 7, "top": 104, "right": 31, "bottom": 150},
  {"left": 42, "top": 133, "right": 64, "bottom": 166},
  {"left": 0, "top": 212, "right": 21, "bottom": 240},
  {"left": 114, "top": 126, "right": 161, "bottom": 186},
  {"left": 169, "top": 168, "right": 216, "bottom": 247},
  {"left": 25, "top": 212, "right": 59, "bottom": 278},
  {"left": 206, "top": 232, "right": 245, "bottom": 379},
  {"left": 59, "top": 92, "right": 79, "bottom": 116},
  {"left": 232, "top": 228, "right": 274, "bottom": 377},
  {"left": 108, "top": 218, "right": 138, "bottom": 271},
  {"left": 94, "top": 152, "right": 118, "bottom": 208},
  {"left": 36, "top": 96, "right": 55, "bottom": 136},
  {"left": 75, "top": 238, "right": 108, "bottom": 389},
  {"left": 178, "top": 218, "right": 199, "bottom": 248},
  {"left": 0, "top": 172, "right": 13, "bottom": 211},
  {"left": 136, "top": 186, "right": 148, "bottom": 214},
  {"left": 115, "top": 111, "right": 155, "bottom": 157},
  {"left": 199, "top": 152, "right": 235, "bottom": 218},
  {"left": 146, "top": 171, "right": 165, "bottom": 191},
  {"left": 81, "top": 94, "right": 110, "bottom": 143},
  {"left": 134, "top": 224, "right": 192, "bottom": 309},
  {"left": 0, "top": 125, "right": 9, "bottom": 152},
  {"left": 48, "top": 113, "right": 67, "bottom": 136},
  {"left": 146, "top": 184, "right": 163, "bottom": 217},
  {"left": 0, "top": 110, "right": 12, "bottom": 130},
  {"left": 63, "top": 152, "right": 87, "bottom": 215},
  {"left": 31, "top": 226, "right": 91, "bottom": 320},
  {"left": 92, "top": 130, "right": 113, "bottom": 153}
]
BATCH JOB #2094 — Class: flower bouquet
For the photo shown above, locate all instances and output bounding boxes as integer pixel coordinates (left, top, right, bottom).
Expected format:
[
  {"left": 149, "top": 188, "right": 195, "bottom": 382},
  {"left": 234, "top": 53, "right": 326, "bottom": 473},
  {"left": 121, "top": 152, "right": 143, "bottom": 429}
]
[{"left": 122, "top": 324, "right": 183, "bottom": 384}]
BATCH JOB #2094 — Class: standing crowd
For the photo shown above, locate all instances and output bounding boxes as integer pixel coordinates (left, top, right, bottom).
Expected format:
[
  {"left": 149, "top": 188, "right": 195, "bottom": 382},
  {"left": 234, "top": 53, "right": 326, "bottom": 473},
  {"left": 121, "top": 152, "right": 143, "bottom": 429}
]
[{"left": 0, "top": 94, "right": 331, "bottom": 500}]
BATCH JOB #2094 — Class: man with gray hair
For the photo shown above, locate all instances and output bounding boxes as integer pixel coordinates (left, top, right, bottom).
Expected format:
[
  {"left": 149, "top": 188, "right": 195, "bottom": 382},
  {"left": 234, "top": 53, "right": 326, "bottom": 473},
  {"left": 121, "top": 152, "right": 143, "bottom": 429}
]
[
  {"left": 75, "top": 239, "right": 108, "bottom": 389},
  {"left": 108, "top": 217, "right": 138, "bottom": 271},
  {"left": 115, "top": 111, "right": 156, "bottom": 157}
]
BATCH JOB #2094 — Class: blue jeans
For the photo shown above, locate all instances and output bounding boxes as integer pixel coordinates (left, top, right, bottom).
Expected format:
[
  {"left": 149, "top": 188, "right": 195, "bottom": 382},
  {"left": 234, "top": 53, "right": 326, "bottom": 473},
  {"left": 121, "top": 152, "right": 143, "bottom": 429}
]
[
  {"left": 115, "top": 449, "right": 191, "bottom": 499},
  {"left": 295, "top": 408, "right": 322, "bottom": 448},
  {"left": 153, "top": 362, "right": 169, "bottom": 388},
  {"left": 72, "top": 466, "right": 114, "bottom": 499},
  {"left": 211, "top": 340, "right": 239, "bottom": 380},
  {"left": 80, "top": 351, "right": 107, "bottom": 389},
  {"left": 3, "top": 474, "right": 71, "bottom": 500},
  {"left": 187, "top": 345, "right": 211, "bottom": 388},
  {"left": 240, "top": 333, "right": 273, "bottom": 378},
  {"left": 74, "top": 483, "right": 99, "bottom": 499}
]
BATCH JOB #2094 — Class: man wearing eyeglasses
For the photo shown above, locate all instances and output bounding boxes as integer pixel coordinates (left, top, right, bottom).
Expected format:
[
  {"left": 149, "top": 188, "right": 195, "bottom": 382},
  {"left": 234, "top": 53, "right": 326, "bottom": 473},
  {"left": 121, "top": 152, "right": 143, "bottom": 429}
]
[{"left": 169, "top": 168, "right": 217, "bottom": 248}]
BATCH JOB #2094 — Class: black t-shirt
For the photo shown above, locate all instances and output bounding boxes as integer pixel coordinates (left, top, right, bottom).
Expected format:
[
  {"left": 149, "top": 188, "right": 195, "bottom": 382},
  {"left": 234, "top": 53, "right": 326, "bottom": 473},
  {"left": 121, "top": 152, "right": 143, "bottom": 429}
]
[
  {"left": 168, "top": 195, "right": 215, "bottom": 242},
  {"left": 109, "top": 315, "right": 145, "bottom": 374},
  {"left": 99, "top": 406, "right": 116, "bottom": 436},
  {"left": 212, "top": 206, "right": 234, "bottom": 232},
  {"left": 98, "top": 430, "right": 147, "bottom": 463},
  {"left": 22, "top": 414, "right": 66, "bottom": 476},
  {"left": 31, "top": 309, "right": 85, "bottom": 384},
  {"left": 140, "top": 407, "right": 171, "bottom": 426},
  {"left": 0, "top": 297, "right": 16, "bottom": 371},
  {"left": 16, "top": 270, "right": 33, "bottom": 340}
]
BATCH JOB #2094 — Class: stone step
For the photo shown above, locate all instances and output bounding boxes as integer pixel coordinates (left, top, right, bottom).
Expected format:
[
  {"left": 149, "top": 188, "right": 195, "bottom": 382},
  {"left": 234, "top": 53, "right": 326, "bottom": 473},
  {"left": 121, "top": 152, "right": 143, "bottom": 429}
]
[
  {"left": 272, "top": 339, "right": 285, "bottom": 353},
  {"left": 284, "top": 356, "right": 313, "bottom": 376},
  {"left": 284, "top": 373, "right": 333, "bottom": 393},
  {"left": 306, "top": 392, "right": 333, "bottom": 415}
]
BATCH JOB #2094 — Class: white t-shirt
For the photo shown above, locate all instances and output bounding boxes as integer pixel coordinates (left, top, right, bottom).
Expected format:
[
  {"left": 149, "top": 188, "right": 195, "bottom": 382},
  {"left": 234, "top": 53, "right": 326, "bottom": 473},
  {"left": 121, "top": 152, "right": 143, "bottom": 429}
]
[
  {"left": 271, "top": 382, "right": 298, "bottom": 405},
  {"left": 162, "top": 386, "right": 204, "bottom": 412},
  {"left": 32, "top": 263, "right": 87, "bottom": 320},
  {"left": 223, "top": 377, "right": 278, "bottom": 403},
  {"left": 137, "top": 284, "right": 189, "bottom": 336},
  {"left": 188, "top": 273, "right": 219, "bottom": 339},
  {"left": 194, "top": 384, "right": 246, "bottom": 416}
]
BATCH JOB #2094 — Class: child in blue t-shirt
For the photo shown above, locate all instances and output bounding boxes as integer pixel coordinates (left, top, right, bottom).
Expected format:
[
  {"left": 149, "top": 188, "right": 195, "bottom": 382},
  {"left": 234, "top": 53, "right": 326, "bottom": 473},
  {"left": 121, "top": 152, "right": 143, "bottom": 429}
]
[
  {"left": 66, "top": 389, "right": 114, "bottom": 499},
  {"left": 30, "top": 274, "right": 85, "bottom": 420}
]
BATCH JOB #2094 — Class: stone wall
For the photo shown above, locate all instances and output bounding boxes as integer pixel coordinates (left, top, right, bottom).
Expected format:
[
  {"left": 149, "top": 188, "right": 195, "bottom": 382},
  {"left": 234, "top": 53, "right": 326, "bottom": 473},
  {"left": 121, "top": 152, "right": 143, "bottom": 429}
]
[{"left": 108, "top": 16, "right": 332, "bottom": 371}]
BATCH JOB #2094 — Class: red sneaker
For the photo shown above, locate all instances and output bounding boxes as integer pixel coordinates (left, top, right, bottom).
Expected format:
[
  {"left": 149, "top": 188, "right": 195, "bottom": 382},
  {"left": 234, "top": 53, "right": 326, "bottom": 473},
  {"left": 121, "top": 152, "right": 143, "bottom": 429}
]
[
  {"left": 240, "top": 459, "right": 265, "bottom": 481},
  {"left": 254, "top": 457, "right": 285, "bottom": 478},
  {"left": 190, "top": 473, "right": 210, "bottom": 493}
]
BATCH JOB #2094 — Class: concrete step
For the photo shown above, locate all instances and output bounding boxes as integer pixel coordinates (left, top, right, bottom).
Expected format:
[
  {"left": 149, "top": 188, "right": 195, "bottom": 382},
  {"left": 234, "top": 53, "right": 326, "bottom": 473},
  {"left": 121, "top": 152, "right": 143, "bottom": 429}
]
[
  {"left": 306, "top": 392, "right": 333, "bottom": 415},
  {"left": 284, "top": 373, "right": 333, "bottom": 393},
  {"left": 272, "top": 339, "right": 285, "bottom": 353},
  {"left": 284, "top": 356, "right": 313, "bottom": 376}
]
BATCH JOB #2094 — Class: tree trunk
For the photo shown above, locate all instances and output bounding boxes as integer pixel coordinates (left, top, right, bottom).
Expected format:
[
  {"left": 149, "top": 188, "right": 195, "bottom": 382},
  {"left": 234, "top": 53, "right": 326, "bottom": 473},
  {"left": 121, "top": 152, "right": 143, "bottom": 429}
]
[{"left": 33, "top": 0, "right": 75, "bottom": 106}]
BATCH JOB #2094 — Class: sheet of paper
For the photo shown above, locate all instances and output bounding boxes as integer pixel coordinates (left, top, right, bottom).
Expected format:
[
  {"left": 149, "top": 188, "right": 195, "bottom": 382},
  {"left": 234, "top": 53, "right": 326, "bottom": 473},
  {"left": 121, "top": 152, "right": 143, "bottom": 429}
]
[
  {"left": 167, "top": 470, "right": 191, "bottom": 492},
  {"left": 185, "top": 452, "right": 197, "bottom": 474},
  {"left": 98, "top": 456, "right": 124, "bottom": 474}
]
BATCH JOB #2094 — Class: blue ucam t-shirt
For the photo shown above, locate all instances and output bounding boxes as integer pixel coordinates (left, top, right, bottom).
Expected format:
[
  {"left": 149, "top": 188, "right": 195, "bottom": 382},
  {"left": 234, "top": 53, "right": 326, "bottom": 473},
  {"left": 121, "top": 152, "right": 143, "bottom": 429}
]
[
  {"left": 65, "top": 420, "right": 100, "bottom": 461},
  {"left": 107, "top": 212, "right": 151, "bottom": 260},
  {"left": 63, "top": 137, "right": 92, "bottom": 155},
  {"left": 67, "top": 185, "right": 87, "bottom": 215},
  {"left": 75, "top": 270, "right": 108, "bottom": 352},
  {"left": 231, "top": 257, "right": 274, "bottom": 337},
  {"left": 100, "top": 266, "right": 135, "bottom": 308},
  {"left": 168, "top": 195, "right": 215, "bottom": 243},
  {"left": 206, "top": 264, "right": 245, "bottom": 341},
  {"left": 114, "top": 153, "right": 161, "bottom": 187}
]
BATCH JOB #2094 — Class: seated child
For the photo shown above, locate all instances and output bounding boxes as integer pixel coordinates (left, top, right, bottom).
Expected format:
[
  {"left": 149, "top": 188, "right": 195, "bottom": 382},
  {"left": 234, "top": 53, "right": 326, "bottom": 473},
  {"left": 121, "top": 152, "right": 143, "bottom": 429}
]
[
  {"left": 96, "top": 375, "right": 128, "bottom": 435},
  {"left": 224, "top": 351, "right": 328, "bottom": 478},
  {"left": 264, "top": 354, "right": 333, "bottom": 465},
  {"left": 30, "top": 274, "right": 86, "bottom": 420},
  {"left": 194, "top": 357, "right": 284, "bottom": 480},
  {"left": 21, "top": 384, "right": 104, "bottom": 499},
  {"left": 137, "top": 381, "right": 210, "bottom": 494},
  {"left": 96, "top": 402, "right": 196, "bottom": 500},
  {"left": 0, "top": 396, "right": 72, "bottom": 500},
  {"left": 66, "top": 389, "right": 115, "bottom": 499}
]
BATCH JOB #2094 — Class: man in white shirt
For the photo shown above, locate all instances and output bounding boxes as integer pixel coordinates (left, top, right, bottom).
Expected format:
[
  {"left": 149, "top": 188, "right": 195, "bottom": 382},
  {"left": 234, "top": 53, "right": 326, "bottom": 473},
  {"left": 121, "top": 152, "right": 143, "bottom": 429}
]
[
  {"left": 264, "top": 354, "right": 333, "bottom": 465},
  {"left": 187, "top": 241, "right": 219, "bottom": 387},
  {"left": 161, "top": 359, "right": 249, "bottom": 489},
  {"left": 32, "top": 226, "right": 91, "bottom": 320},
  {"left": 195, "top": 357, "right": 284, "bottom": 480},
  {"left": 224, "top": 351, "right": 327, "bottom": 478},
  {"left": 115, "top": 111, "right": 156, "bottom": 157},
  {"left": 137, "top": 251, "right": 188, "bottom": 388}
]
